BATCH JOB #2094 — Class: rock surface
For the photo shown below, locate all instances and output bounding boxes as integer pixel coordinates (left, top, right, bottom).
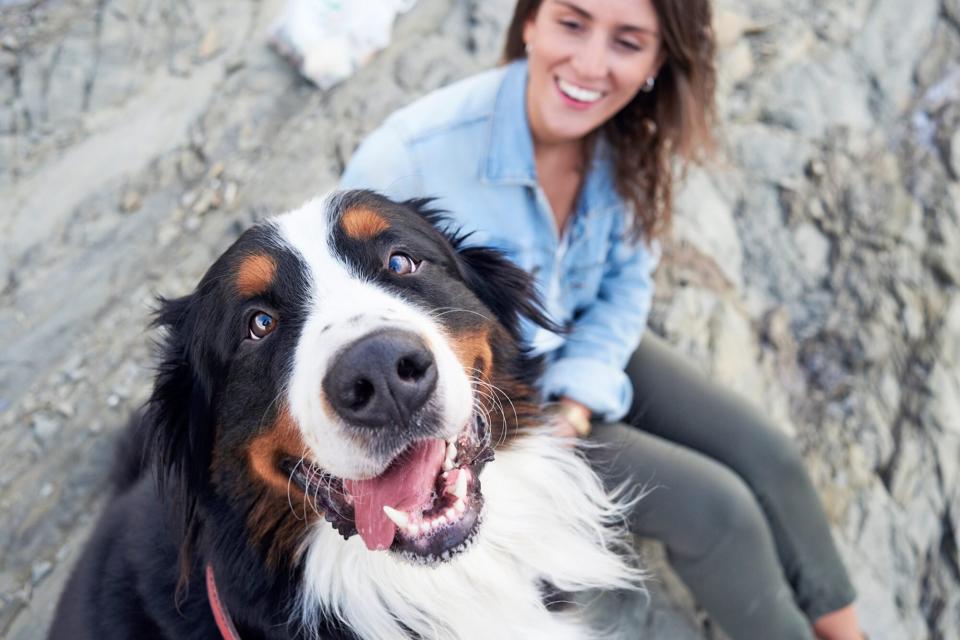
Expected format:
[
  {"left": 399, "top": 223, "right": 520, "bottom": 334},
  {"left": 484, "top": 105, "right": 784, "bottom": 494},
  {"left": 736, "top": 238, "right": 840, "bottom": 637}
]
[{"left": 1, "top": 0, "right": 958, "bottom": 638}]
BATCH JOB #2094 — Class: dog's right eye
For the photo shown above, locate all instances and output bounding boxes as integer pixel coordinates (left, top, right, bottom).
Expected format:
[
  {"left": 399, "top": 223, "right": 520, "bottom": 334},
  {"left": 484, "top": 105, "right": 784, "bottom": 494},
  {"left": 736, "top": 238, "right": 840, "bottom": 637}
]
[
  {"left": 249, "top": 311, "right": 277, "bottom": 340},
  {"left": 387, "top": 252, "right": 420, "bottom": 275}
]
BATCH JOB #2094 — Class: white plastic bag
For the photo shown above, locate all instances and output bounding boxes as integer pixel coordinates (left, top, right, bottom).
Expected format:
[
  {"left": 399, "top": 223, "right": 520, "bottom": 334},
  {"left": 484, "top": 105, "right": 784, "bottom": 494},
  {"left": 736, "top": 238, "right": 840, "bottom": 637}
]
[{"left": 269, "top": 0, "right": 417, "bottom": 89}]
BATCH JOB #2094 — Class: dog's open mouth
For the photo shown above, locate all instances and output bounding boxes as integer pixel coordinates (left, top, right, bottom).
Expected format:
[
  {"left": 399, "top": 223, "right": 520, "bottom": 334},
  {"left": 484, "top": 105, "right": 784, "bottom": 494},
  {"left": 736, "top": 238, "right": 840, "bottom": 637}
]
[{"left": 280, "top": 414, "right": 492, "bottom": 564}]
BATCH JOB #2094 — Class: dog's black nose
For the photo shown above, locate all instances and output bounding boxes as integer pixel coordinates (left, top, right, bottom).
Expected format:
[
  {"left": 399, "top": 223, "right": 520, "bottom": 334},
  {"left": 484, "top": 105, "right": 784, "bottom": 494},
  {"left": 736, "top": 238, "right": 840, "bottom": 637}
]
[{"left": 323, "top": 329, "right": 438, "bottom": 429}]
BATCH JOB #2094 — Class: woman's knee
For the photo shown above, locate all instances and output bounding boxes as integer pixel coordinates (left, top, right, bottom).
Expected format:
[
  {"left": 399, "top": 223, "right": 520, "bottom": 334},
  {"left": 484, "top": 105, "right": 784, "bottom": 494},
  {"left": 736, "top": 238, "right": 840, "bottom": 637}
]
[
  {"left": 706, "top": 474, "right": 771, "bottom": 544},
  {"left": 664, "top": 466, "right": 772, "bottom": 561},
  {"left": 742, "top": 426, "right": 811, "bottom": 491}
]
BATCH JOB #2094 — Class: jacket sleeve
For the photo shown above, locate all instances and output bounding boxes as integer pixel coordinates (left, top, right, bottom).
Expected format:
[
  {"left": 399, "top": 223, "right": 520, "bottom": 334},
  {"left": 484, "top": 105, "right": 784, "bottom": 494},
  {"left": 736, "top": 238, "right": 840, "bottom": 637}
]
[
  {"left": 338, "top": 122, "right": 422, "bottom": 200},
  {"left": 539, "top": 228, "right": 660, "bottom": 422}
]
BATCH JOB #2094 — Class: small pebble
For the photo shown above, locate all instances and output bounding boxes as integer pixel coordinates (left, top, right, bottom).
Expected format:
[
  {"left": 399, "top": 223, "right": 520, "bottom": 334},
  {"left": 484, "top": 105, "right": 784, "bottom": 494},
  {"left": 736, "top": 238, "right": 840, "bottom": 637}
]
[
  {"left": 32, "top": 413, "right": 61, "bottom": 440},
  {"left": 223, "top": 182, "right": 238, "bottom": 205},
  {"left": 31, "top": 561, "right": 53, "bottom": 584},
  {"left": 120, "top": 190, "right": 142, "bottom": 213}
]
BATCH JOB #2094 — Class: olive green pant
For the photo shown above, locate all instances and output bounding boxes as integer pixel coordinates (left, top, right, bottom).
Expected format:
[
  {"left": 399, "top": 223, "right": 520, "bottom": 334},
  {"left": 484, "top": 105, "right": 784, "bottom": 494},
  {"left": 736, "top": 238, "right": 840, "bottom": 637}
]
[{"left": 587, "top": 333, "right": 856, "bottom": 640}]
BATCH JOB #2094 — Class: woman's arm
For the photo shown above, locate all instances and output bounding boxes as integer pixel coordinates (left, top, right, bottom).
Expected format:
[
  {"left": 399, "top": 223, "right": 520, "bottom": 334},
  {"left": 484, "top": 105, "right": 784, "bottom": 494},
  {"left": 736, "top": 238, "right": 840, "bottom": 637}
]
[{"left": 540, "top": 228, "right": 660, "bottom": 423}]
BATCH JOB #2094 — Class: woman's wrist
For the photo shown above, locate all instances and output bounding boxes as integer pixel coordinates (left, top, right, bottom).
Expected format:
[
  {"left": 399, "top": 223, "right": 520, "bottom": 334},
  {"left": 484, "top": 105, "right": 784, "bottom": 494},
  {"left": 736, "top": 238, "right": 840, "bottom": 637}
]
[{"left": 555, "top": 397, "right": 592, "bottom": 438}]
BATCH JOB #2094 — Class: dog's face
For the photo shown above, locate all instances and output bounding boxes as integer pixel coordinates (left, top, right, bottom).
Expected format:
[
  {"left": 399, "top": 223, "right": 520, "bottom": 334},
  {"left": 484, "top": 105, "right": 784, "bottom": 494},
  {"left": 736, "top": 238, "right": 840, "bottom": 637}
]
[{"left": 150, "top": 191, "right": 549, "bottom": 568}]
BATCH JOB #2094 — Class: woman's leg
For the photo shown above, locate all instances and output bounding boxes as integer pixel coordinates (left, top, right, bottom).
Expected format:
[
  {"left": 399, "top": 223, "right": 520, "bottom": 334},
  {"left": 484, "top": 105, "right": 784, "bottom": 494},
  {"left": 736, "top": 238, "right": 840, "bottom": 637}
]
[
  {"left": 623, "top": 332, "right": 857, "bottom": 625},
  {"left": 588, "top": 422, "right": 813, "bottom": 639}
]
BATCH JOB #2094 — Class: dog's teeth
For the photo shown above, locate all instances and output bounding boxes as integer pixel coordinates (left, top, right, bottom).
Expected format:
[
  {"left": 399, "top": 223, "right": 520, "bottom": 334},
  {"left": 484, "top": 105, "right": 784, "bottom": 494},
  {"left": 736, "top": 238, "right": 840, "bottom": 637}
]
[
  {"left": 436, "top": 515, "right": 448, "bottom": 526},
  {"left": 443, "top": 443, "right": 457, "bottom": 471},
  {"left": 383, "top": 505, "right": 410, "bottom": 528},
  {"left": 454, "top": 471, "right": 468, "bottom": 499},
  {"left": 454, "top": 498, "right": 466, "bottom": 513},
  {"left": 444, "top": 469, "right": 469, "bottom": 498},
  {"left": 420, "top": 522, "right": 431, "bottom": 535},
  {"left": 445, "top": 507, "right": 456, "bottom": 519}
]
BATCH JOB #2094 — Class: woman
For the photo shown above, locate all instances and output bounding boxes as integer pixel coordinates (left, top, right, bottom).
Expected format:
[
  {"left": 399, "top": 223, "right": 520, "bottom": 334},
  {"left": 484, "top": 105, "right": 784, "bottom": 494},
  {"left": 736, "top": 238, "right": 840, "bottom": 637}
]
[{"left": 340, "top": 1, "right": 864, "bottom": 638}]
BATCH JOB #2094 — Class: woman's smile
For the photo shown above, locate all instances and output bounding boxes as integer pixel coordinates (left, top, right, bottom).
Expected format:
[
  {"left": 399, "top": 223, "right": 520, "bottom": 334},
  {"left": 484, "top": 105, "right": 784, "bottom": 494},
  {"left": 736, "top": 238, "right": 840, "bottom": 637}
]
[{"left": 555, "top": 76, "right": 606, "bottom": 107}]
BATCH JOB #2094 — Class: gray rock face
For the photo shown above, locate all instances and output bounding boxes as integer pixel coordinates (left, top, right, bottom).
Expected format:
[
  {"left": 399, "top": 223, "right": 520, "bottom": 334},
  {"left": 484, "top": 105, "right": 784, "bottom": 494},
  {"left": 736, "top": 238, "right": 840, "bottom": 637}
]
[{"left": 1, "top": 0, "right": 958, "bottom": 638}]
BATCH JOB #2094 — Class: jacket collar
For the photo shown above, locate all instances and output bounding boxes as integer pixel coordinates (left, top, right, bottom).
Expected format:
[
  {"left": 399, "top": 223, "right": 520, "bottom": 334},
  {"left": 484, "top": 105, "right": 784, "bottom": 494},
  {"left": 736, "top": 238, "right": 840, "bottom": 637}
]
[
  {"left": 483, "top": 60, "right": 620, "bottom": 214},
  {"left": 484, "top": 60, "right": 537, "bottom": 186}
]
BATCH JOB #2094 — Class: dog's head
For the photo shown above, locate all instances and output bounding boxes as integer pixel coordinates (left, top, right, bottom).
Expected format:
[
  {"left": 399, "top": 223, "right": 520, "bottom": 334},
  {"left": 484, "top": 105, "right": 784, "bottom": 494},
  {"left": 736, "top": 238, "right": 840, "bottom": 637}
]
[{"left": 148, "top": 190, "right": 554, "bottom": 574}]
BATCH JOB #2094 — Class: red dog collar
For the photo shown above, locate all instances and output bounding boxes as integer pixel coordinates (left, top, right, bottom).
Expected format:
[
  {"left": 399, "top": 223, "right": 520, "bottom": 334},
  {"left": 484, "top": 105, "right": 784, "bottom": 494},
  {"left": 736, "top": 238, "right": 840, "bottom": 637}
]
[{"left": 206, "top": 563, "right": 241, "bottom": 640}]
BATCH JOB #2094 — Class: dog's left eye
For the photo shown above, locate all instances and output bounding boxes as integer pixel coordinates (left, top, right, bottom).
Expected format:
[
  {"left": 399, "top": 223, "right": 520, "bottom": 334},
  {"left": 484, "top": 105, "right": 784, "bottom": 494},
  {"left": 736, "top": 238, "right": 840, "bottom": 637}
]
[
  {"left": 249, "top": 311, "right": 277, "bottom": 340},
  {"left": 387, "top": 252, "right": 419, "bottom": 275}
]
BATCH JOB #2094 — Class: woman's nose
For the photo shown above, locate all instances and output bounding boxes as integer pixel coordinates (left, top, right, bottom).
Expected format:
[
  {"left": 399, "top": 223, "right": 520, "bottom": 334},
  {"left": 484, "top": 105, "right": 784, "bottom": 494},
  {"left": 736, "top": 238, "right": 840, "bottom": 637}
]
[{"left": 569, "top": 34, "right": 608, "bottom": 80}]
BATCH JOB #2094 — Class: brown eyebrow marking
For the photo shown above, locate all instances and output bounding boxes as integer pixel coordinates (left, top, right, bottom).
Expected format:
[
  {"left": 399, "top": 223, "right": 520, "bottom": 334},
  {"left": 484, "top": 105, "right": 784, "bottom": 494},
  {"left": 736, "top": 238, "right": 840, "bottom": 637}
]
[
  {"left": 341, "top": 207, "right": 391, "bottom": 239},
  {"left": 236, "top": 253, "right": 277, "bottom": 298}
]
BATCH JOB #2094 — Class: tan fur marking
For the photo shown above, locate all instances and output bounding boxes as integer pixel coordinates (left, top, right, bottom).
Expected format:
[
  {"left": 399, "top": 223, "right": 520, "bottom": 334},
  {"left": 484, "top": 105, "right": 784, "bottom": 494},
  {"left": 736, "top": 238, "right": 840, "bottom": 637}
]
[
  {"left": 341, "top": 207, "right": 391, "bottom": 239},
  {"left": 245, "top": 407, "right": 320, "bottom": 568},
  {"left": 450, "top": 328, "right": 494, "bottom": 380},
  {"left": 247, "top": 407, "right": 307, "bottom": 496},
  {"left": 235, "top": 253, "right": 277, "bottom": 298}
]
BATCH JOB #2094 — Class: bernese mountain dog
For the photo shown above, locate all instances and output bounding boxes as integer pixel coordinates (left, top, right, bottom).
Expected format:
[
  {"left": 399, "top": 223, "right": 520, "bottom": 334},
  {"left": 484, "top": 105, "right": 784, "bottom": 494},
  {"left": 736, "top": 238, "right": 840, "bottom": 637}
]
[{"left": 49, "top": 190, "right": 641, "bottom": 640}]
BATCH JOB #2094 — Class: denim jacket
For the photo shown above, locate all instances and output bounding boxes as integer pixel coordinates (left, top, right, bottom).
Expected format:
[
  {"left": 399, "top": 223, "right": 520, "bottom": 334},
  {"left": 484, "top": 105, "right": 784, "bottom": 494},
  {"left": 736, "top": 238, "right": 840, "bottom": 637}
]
[{"left": 340, "top": 60, "right": 658, "bottom": 421}]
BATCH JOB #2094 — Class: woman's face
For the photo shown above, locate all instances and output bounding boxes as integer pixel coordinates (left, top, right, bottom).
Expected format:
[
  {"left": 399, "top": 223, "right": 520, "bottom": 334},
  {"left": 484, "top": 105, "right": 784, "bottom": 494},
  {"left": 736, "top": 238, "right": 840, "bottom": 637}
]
[{"left": 523, "top": 0, "right": 664, "bottom": 147}]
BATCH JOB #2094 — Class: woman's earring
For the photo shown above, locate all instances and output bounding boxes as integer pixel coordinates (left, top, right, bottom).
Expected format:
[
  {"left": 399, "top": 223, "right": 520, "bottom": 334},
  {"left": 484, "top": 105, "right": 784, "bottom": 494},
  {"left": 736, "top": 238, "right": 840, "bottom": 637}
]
[
  {"left": 642, "top": 76, "right": 656, "bottom": 92},
  {"left": 525, "top": 42, "right": 533, "bottom": 55}
]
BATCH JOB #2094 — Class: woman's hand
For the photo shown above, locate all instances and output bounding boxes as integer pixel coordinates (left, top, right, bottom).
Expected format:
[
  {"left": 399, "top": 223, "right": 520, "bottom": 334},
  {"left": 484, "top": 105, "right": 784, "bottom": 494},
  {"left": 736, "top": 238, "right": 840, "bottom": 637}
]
[{"left": 550, "top": 397, "right": 592, "bottom": 440}]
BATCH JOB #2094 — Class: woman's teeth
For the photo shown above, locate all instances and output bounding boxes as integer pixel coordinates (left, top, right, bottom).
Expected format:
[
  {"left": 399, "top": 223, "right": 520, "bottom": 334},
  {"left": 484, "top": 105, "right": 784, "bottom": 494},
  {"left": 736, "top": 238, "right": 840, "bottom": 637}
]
[{"left": 557, "top": 78, "right": 603, "bottom": 103}]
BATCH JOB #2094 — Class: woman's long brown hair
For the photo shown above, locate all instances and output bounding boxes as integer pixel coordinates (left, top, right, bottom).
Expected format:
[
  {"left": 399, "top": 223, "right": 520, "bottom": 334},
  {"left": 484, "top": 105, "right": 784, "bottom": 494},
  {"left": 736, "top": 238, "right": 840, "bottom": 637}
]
[{"left": 502, "top": 0, "right": 717, "bottom": 242}]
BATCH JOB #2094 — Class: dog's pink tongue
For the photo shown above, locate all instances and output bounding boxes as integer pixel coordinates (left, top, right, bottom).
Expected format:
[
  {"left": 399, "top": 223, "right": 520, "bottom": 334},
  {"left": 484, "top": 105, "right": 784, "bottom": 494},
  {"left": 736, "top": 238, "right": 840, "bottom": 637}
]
[{"left": 344, "top": 440, "right": 446, "bottom": 551}]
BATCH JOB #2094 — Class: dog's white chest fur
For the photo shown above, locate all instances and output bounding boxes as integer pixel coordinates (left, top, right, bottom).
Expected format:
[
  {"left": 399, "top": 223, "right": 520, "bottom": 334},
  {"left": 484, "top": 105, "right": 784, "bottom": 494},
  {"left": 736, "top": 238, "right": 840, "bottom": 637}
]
[{"left": 296, "top": 432, "right": 642, "bottom": 640}]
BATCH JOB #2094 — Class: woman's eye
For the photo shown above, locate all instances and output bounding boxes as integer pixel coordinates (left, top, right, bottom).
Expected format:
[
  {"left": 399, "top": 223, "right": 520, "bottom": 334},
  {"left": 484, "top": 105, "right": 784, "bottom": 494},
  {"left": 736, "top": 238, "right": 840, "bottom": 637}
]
[
  {"left": 249, "top": 311, "right": 276, "bottom": 340},
  {"left": 387, "top": 253, "right": 419, "bottom": 275},
  {"left": 616, "top": 39, "right": 642, "bottom": 52},
  {"left": 559, "top": 19, "right": 582, "bottom": 32}
]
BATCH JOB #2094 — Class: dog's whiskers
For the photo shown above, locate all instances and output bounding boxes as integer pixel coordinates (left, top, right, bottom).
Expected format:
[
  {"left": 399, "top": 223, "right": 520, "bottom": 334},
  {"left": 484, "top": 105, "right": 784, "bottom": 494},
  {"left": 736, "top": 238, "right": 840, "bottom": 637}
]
[
  {"left": 286, "top": 455, "right": 309, "bottom": 521},
  {"left": 424, "top": 306, "right": 492, "bottom": 323},
  {"left": 469, "top": 384, "right": 503, "bottom": 428},
  {"left": 468, "top": 373, "right": 518, "bottom": 458},
  {"left": 468, "top": 368, "right": 518, "bottom": 434}
]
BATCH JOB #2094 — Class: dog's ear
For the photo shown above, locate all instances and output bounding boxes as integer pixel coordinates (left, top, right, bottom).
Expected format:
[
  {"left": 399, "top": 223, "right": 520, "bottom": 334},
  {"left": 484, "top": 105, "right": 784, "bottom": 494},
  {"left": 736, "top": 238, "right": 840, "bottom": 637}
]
[
  {"left": 454, "top": 244, "right": 561, "bottom": 342},
  {"left": 147, "top": 293, "right": 219, "bottom": 592},
  {"left": 148, "top": 294, "right": 217, "bottom": 499}
]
